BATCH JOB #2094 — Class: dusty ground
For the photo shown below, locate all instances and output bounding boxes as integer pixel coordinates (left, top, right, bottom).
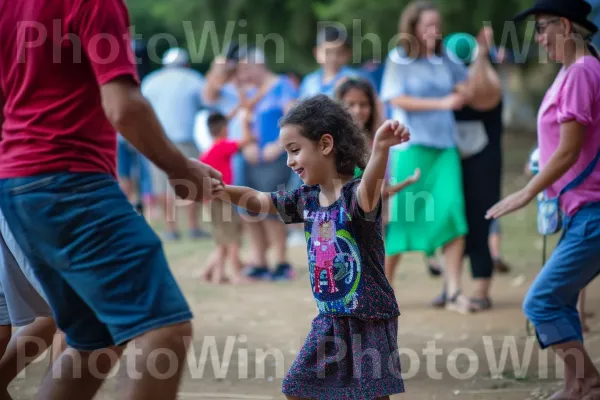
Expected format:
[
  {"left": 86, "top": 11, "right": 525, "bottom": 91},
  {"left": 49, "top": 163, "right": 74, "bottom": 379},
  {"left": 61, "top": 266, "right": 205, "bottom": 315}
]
[{"left": 7, "top": 132, "right": 600, "bottom": 399}]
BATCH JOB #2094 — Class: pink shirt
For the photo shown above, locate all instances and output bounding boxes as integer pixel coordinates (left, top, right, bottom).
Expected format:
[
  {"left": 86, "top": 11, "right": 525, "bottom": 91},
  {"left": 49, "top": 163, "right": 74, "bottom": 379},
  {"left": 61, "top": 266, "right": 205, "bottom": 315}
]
[{"left": 538, "top": 56, "right": 600, "bottom": 216}]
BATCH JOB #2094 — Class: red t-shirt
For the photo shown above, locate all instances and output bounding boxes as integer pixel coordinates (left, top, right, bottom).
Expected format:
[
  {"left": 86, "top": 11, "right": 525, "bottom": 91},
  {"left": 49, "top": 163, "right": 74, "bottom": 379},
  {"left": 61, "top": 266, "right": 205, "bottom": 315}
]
[
  {"left": 0, "top": 0, "right": 139, "bottom": 178},
  {"left": 200, "top": 140, "right": 240, "bottom": 185}
]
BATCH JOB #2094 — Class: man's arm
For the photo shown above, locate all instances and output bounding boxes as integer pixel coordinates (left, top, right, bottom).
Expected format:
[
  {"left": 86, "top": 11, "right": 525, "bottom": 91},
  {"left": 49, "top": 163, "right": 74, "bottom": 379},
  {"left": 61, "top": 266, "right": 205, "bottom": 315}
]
[
  {"left": 101, "top": 77, "right": 194, "bottom": 177},
  {"left": 72, "top": 0, "right": 221, "bottom": 200}
]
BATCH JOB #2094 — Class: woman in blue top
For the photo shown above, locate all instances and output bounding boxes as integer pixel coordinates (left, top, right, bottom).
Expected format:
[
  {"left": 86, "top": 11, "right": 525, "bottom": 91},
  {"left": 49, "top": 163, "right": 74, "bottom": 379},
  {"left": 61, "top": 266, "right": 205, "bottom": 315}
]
[
  {"left": 234, "top": 46, "right": 299, "bottom": 281},
  {"left": 380, "top": 0, "right": 502, "bottom": 313}
]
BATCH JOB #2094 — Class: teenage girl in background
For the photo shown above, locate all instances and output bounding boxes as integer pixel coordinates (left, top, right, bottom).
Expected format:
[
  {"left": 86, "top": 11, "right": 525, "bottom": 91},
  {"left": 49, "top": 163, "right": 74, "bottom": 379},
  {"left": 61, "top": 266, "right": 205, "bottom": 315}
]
[{"left": 335, "top": 78, "right": 421, "bottom": 208}]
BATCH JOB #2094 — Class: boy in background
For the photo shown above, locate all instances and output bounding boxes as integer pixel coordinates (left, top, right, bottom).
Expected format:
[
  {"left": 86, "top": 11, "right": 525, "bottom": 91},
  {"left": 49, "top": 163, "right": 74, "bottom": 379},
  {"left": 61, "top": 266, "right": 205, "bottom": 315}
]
[
  {"left": 198, "top": 112, "right": 256, "bottom": 284},
  {"left": 298, "top": 25, "right": 376, "bottom": 100}
]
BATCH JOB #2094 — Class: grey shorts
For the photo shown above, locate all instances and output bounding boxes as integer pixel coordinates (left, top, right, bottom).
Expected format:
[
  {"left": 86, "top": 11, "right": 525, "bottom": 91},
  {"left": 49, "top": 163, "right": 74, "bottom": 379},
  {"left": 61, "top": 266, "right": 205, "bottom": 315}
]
[
  {"left": 239, "top": 155, "right": 291, "bottom": 220},
  {"left": 150, "top": 141, "right": 200, "bottom": 195},
  {"left": 0, "top": 209, "right": 52, "bottom": 327}
]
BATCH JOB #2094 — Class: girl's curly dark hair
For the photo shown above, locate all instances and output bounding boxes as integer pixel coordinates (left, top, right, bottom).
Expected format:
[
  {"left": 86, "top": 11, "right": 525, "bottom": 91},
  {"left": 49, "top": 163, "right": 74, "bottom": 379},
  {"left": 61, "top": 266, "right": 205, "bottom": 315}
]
[{"left": 279, "top": 94, "right": 369, "bottom": 176}]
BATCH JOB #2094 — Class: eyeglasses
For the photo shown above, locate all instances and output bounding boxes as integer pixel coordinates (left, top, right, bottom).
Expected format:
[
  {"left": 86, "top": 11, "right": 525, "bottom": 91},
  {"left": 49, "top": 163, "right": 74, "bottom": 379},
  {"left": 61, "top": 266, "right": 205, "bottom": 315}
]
[{"left": 534, "top": 18, "right": 561, "bottom": 34}]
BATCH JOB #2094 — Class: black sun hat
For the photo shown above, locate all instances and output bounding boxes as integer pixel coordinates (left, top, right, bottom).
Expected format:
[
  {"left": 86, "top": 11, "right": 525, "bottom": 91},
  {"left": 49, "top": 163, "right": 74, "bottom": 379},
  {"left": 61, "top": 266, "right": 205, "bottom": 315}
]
[{"left": 513, "top": 0, "right": 598, "bottom": 34}]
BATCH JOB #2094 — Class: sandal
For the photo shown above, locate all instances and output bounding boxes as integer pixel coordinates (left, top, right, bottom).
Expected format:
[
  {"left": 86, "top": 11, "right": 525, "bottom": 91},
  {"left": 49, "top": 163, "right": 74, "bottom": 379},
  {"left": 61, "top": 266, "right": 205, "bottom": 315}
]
[
  {"left": 493, "top": 258, "right": 511, "bottom": 274},
  {"left": 469, "top": 297, "right": 493, "bottom": 312},
  {"left": 431, "top": 290, "right": 447, "bottom": 308},
  {"left": 445, "top": 291, "right": 473, "bottom": 315},
  {"left": 427, "top": 262, "right": 443, "bottom": 277}
]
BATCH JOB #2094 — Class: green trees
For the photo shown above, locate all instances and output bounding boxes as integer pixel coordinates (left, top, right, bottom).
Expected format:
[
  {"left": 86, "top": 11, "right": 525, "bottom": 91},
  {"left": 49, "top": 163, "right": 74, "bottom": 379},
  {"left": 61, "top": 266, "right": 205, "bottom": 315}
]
[{"left": 125, "top": 0, "right": 542, "bottom": 74}]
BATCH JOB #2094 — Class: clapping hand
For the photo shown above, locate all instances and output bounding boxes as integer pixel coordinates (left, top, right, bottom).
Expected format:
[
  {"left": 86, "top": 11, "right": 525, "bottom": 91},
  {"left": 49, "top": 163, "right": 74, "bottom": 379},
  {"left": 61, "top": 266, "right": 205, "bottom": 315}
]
[{"left": 374, "top": 120, "right": 410, "bottom": 150}]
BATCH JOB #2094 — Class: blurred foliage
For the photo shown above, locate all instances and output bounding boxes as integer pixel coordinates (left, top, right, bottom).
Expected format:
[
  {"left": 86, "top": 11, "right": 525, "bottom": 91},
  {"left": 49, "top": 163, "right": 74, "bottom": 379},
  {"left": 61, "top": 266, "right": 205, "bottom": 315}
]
[{"left": 124, "top": 0, "right": 553, "bottom": 75}]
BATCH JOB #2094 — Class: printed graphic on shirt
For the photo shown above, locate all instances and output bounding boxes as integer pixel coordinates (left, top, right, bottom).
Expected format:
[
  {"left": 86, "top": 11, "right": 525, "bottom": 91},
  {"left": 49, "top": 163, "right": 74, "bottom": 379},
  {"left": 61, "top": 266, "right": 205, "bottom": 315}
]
[{"left": 305, "top": 206, "right": 362, "bottom": 314}]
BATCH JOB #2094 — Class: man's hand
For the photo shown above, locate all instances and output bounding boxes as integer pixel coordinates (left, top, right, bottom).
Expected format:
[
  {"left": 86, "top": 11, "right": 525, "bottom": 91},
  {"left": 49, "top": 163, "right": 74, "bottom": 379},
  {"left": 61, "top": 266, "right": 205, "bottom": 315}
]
[{"left": 168, "top": 159, "right": 223, "bottom": 202}]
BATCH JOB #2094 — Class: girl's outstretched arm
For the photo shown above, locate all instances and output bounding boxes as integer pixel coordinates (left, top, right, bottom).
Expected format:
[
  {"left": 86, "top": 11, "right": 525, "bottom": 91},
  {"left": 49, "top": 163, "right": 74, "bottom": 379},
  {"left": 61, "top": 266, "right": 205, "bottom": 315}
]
[
  {"left": 217, "top": 185, "right": 278, "bottom": 215},
  {"left": 357, "top": 120, "right": 410, "bottom": 212}
]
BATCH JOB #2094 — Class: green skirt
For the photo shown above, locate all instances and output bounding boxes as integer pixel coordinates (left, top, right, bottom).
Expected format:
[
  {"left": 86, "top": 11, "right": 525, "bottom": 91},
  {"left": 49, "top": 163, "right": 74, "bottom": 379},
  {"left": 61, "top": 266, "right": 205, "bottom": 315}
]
[{"left": 385, "top": 145, "right": 468, "bottom": 257}]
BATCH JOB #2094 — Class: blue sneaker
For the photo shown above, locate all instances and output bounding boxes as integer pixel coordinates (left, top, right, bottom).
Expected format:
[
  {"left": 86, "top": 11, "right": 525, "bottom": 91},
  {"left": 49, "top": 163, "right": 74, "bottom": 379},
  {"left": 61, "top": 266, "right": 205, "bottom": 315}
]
[
  {"left": 189, "top": 228, "right": 211, "bottom": 239},
  {"left": 271, "top": 263, "right": 295, "bottom": 281},
  {"left": 163, "top": 231, "right": 181, "bottom": 241},
  {"left": 244, "top": 266, "right": 271, "bottom": 280}
]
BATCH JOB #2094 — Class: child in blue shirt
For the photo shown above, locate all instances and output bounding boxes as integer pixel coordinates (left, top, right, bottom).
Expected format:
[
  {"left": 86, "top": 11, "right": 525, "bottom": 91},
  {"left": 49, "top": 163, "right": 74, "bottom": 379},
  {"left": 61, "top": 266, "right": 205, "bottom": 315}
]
[
  {"left": 298, "top": 26, "right": 376, "bottom": 100},
  {"left": 212, "top": 94, "right": 408, "bottom": 399}
]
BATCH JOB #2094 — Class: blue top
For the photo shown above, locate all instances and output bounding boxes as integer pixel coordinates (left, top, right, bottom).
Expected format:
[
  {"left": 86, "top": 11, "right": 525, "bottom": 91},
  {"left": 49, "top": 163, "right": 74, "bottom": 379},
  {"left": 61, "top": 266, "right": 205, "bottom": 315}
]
[
  {"left": 380, "top": 47, "right": 468, "bottom": 149},
  {"left": 247, "top": 76, "right": 298, "bottom": 149},
  {"left": 270, "top": 179, "right": 400, "bottom": 320},
  {"left": 361, "top": 61, "right": 386, "bottom": 94},
  {"left": 209, "top": 82, "right": 243, "bottom": 141},
  {"left": 141, "top": 67, "right": 205, "bottom": 144},
  {"left": 298, "top": 66, "right": 376, "bottom": 99}
]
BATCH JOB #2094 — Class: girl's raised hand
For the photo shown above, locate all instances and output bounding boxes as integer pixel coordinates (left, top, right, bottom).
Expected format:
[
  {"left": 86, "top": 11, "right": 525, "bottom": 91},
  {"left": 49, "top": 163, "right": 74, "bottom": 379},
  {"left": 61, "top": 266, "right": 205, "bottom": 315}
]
[{"left": 374, "top": 120, "right": 410, "bottom": 150}]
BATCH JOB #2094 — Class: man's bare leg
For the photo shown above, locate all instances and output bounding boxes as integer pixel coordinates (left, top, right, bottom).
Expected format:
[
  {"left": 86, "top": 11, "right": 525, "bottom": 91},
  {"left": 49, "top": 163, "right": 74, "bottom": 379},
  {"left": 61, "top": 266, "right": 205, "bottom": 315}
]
[
  {"left": 34, "top": 334, "right": 135, "bottom": 400},
  {"left": 0, "top": 317, "right": 56, "bottom": 392},
  {"left": 0, "top": 325, "right": 12, "bottom": 400},
  {"left": 118, "top": 322, "right": 192, "bottom": 400}
]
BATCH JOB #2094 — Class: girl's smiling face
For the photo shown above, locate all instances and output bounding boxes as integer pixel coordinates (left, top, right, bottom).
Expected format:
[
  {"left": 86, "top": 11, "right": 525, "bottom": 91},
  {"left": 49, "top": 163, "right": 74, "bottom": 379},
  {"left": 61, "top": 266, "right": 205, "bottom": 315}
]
[{"left": 279, "top": 124, "right": 335, "bottom": 186}]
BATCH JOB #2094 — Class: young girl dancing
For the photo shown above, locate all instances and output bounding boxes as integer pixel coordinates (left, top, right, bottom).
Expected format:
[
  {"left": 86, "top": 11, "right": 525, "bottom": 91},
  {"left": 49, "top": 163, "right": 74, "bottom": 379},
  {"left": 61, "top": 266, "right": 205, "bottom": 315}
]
[{"left": 213, "top": 94, "right": 408, "bottom": 399}]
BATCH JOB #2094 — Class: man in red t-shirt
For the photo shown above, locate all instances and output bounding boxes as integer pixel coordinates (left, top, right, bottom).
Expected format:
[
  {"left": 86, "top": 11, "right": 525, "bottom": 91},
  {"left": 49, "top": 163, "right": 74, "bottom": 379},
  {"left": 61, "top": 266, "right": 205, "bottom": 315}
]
[{"left": 0, "top": 0, "right": 222, "bottom": 398}]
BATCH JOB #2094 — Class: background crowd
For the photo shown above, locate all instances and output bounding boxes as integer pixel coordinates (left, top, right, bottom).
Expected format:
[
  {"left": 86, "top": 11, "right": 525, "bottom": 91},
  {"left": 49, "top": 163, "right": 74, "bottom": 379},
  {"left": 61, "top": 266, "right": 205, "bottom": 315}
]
[{"left": 118, "top": 0, "right": 520, "bottom": 315}]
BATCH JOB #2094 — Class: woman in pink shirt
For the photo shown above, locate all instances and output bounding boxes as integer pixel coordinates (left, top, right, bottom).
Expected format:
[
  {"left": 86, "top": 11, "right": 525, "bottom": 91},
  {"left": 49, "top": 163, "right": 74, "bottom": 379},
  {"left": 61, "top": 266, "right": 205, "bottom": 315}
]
[{"left": 487, "top": 1, "right": 600, "bottom": 398}]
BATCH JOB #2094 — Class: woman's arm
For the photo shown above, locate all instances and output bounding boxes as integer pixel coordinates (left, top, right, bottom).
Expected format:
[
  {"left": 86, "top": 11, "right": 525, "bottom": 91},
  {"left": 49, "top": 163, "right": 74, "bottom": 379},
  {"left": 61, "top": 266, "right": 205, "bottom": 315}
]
[
  {"left": 461, "top": 28, "right": 503, "bottom": 111},
  {"left": 383, "top": 168, "right": 421, "bottom": 198},
  {"left": 389, "top": 94, "right": 463, "bottom": 112},
  {"left": 380, "top": 49, "right": 466, "bottom": 112},
  {"left": 486, "top": 121, "right": 586, "bottom": 219},
  {"left": 203, "top": 57, "right": 235, "bottom": 105}
]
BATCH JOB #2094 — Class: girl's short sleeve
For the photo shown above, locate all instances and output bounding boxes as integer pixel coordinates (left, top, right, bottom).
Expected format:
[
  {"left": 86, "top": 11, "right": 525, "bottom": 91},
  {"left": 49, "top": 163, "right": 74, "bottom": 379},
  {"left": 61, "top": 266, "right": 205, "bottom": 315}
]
[
  {"left": 557, "top": 65, "right": 595, "bottom": 126},
  {"left": 270, "top": 186, "right": 308, "bottom": 224},
  {"left": 345, "top": 180, "right": 381, "bottom": 223}
]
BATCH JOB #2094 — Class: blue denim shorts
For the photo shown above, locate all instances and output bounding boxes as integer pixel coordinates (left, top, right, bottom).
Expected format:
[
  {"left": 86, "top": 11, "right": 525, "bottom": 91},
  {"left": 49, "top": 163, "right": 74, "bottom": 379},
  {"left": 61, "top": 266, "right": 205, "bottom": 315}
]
[
  {"left": 0, "top": 172, "right": 193, "bottom": 351},
  {"left": 117, "top": 140, "right": 153, "bottom": 197}
]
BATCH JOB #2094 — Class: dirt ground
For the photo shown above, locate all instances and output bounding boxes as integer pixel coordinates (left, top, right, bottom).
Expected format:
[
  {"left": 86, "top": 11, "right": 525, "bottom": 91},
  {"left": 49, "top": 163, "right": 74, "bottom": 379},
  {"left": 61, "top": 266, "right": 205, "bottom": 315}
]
[{"left": 7, "top": 132, "right": 600, "bottom": 399}]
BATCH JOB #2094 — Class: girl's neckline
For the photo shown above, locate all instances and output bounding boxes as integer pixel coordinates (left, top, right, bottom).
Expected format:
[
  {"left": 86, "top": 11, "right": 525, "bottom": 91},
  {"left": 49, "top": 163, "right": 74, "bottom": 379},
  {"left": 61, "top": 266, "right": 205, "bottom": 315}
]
[{"left": 314, "top": 179, "right": 357, "bottom": 211}]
